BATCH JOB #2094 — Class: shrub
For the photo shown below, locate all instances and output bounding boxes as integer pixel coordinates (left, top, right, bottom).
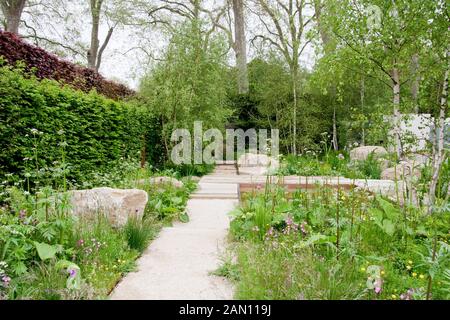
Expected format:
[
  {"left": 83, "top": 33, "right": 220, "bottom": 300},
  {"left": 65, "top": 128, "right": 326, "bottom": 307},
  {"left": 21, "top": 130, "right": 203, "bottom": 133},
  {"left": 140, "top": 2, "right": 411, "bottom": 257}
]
[
  {"left": 0, "top": 64, "right": 150, "bottom": 186},
  {"left": 0, "top": 31, "right": 133, "bottom": 100}
]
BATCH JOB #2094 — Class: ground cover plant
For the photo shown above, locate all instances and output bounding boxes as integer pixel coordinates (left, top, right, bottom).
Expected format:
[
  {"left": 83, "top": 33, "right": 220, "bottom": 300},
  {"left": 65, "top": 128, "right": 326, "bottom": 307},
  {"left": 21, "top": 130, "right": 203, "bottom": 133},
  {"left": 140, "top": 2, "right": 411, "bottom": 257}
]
[
  {"left": 224, "top": 183, "right": 450, "bottom": 300},
  {"left": 0, "top": 165, "right": 197, "bottom": 300}
]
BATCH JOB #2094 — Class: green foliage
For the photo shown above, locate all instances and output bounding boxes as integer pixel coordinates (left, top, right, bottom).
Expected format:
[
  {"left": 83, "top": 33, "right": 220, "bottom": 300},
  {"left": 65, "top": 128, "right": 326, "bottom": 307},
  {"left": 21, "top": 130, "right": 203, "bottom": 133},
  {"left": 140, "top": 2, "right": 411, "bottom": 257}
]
[
  {"left": 0, "top": 165, "right": 196, "bottom": 300},
  {"left": 124, "top": 216, "right": 159, "bottom": 254},
  {"left": 228, "top": 184, "right": 450, "bottom": 300},
  {"left": 0, "top": 63, "right": 147, "bottom": 187},
  {"left": 279, "top": 152, "right": 383, "bottom": 179},
  {"left": 139, "top": 21, "right": 232, "bottom": 161}
]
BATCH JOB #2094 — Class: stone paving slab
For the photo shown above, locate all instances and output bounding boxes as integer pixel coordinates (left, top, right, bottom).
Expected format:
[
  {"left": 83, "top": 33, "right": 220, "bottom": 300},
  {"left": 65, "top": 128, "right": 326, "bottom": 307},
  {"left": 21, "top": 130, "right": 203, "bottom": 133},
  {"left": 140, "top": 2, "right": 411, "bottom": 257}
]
[{"left": 110, "top": 186, "right": 237, "bottom": 300}]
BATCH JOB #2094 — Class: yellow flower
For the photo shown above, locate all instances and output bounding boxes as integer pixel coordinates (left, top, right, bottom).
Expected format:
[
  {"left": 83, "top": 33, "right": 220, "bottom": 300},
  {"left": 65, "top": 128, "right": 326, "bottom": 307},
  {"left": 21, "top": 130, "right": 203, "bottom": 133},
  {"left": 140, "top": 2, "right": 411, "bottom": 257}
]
[
  {"left": 419, "top": 274, "right": 425, "bottom": 279},
  {"left": 406, "top": 265, "right": 412, "bottom": 270},
  {"left": 381, "top": 271, "right": 385, "bottom": 276},
  {"left": 408, "top": 260, "right": 413, "bottom": 265},
  {"left": 412, "top": 272, "right": 417, "bottom": 277},
  {"left": 391, "top": 294, "right": 397, "bottom": 299},
  {"left": 360, "top": 267, "right": 366, "bottom": 272}
]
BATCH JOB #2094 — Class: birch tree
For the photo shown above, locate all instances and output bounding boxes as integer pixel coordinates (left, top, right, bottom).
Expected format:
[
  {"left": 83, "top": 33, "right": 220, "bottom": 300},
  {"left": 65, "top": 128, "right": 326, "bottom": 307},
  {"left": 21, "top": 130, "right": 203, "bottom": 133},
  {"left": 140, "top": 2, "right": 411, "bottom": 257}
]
[
  {"left": 330, "top": 0, "right": 430, "bottom": 158},
  {"left": 250, "top": 0, "right": 315, "bottom": 154},
  {"left": 427, "top": 0, "right": 449, "bottom": 212}
]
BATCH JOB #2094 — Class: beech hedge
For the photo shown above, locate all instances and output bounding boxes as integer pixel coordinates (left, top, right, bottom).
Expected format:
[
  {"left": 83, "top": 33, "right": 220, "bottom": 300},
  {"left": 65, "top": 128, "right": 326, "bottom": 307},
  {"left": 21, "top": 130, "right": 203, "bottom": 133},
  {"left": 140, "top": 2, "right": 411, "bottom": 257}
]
[
  {"left": 0, "top": 63, "right": 160, "bottom": 186},
  {"left": 0, "top": 31, "right": 134, "bottom": 100}
]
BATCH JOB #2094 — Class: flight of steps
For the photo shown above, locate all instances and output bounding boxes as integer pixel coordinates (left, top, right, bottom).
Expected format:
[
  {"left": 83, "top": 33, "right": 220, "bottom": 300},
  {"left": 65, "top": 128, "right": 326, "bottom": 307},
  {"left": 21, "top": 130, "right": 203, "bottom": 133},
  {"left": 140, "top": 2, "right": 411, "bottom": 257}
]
[{"left": 190, "top": 162, "right": 239, "bottom": 200}]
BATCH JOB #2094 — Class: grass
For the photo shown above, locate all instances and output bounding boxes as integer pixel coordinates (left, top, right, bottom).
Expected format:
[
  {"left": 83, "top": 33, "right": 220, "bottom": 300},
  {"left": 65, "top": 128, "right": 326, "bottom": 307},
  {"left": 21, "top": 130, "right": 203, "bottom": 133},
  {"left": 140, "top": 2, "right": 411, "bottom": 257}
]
[
  {"left": 224, "top": 184, "right": 450, "bottom": 300},
  {"left": 124, "top": 216, "right": 159, "bottom": 253},
  {"left": 0, "top": 161, "right": 200, "bottom": 300}
]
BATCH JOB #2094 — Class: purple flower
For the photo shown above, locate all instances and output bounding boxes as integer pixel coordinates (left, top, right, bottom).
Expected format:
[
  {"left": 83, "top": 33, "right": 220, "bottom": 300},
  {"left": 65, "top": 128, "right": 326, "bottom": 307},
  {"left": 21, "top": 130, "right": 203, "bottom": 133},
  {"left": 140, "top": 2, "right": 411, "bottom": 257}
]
[
  {"left": 19, "top": 209, "right": 27, "bottom": 220},
  {"left": 285, "top": 216, "right": 294, "bottom": 226},
  {"left": 77, "top": 239, "right": 84, "bottom": 247},
  {"left": 69, "top": 269, "right": 77, "bottom": 278},
  {"left": 399, "top": 288, "right": 416, "bottom": 300},
  {"left": 300, "top": 222, "right": 308, "bottom": 236},
  {"left": 2, "top": 276, "right": 11, "bottom": 286},
  {"left": 374, "top": 278, "right": 383, "bottom": 294}
]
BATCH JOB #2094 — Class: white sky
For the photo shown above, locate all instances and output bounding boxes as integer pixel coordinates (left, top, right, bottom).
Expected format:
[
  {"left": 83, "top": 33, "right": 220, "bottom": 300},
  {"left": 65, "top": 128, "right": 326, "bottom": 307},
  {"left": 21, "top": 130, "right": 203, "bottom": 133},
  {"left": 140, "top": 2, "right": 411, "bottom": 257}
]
[{"left": 17, "top": 0, "right": 317, "bottom": 90}]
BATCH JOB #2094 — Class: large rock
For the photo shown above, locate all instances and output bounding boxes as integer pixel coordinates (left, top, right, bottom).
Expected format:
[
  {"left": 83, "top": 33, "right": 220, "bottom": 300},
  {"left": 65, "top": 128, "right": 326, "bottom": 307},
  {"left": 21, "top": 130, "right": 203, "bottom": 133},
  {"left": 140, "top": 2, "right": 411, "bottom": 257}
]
[
  {"left": 70, "top": 188, "right": 148, "bottom": 227},
  {"left": 350, "top": 146, "right": 388, "bottom": 162},
  {"left": 237, "top": 153, "right": 279, "bottom": 175},
  {"left": 404, "top": 153, "right": 430, "bottom": 167},
  {"left": 190, "top": 176, "right": 201, "bottom": 183},
  {"left": 138, "top": 176, "right": 184, "bottom": 188},
  {"left": 381, "top": 161, "right": 421, "bottom": 181}
]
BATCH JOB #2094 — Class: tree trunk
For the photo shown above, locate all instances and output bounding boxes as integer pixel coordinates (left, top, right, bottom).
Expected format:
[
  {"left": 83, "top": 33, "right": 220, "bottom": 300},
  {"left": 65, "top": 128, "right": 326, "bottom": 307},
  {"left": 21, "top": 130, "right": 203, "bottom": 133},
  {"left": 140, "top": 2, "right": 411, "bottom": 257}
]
[
  {"left": 411, "top": 53, "right": 420, "bottom": 113},
  {"left": 88, "top": 0, "right": 102, "bottom": 70},
  {"left": 232, "top": 0, "right": 249, "bottom": 94},
  {"left": 429, "top": 66, "right": 449, "bottom": 212},
  {"left": 392, "top": 67, "right": 403, "bottom": 158},
  {"left": 1, "top": 0, "right": 26, "bottom": 34},
  {"left": 332, "top": 106, "right": 338, "bottom": 150},
  {"left": 361, "top": 77, "right": 366, "bottom": 146},
  {"left": 96, "top": 26, "right": 114, "bottom": 71},
  {"left": 292, "top": 68, "right": 298, "bottom": 155}
]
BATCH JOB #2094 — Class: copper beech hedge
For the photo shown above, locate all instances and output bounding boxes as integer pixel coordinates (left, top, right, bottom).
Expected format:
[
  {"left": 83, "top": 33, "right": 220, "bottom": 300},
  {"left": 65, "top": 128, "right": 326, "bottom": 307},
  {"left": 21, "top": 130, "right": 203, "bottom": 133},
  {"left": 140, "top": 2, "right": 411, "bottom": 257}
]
[{"left": 0, "top": 31, "right": 134, "bottom": 100}]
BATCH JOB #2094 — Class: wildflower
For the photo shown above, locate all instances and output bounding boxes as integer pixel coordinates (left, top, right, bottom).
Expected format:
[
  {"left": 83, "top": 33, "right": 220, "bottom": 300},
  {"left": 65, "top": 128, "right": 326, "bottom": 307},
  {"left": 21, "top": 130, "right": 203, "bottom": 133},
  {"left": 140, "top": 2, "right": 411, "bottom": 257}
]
[
  {"left": 406, "top": 265, "right": 412, "bottom": 270},
  {"left": 412, "top": 272, "right": 417, "bottom": 277},
  {"left": 19, "top": 209, "right": 27, "bottom": 220},
  {"left": 400, "top": 289, "right": 416, "bottom": 300},
  {"left": 391, "top": 294, "right": 397, "bottom": 299},
  {"left": 68, "top": 269, "right": 77, "bottom": 278},
  {"left": 77, "top": 239, "right": 84, "bottom": 247},
  {"left": 360, "top": 267, "right": 366, "bottom": 272},
  {"left": 300, "top": 221, "right": 308, "bottom": 236},
  {"left": 2, "top": 276, "right": 11, "bottom": 286},
  {"left": 285, "top": 216, "right": 294, "bottom": 226},
  {"left": 338, "top": 154, "right": 345, "bottom": 160},
  {"left": 408, "top": 260, "right": 413, "bottom": 265},
  {"left": 30, "top": 128, "right": 39, "bottom": 134},
  {"left": 266, "top": 227, "right": 275, "bottom": 238},
  {"left": 419, "top": 274, "right": 425, "bottom": 279},
  {"left": 374, "top": 278, "right": 383, "bottom": 294},
  {"left": 381, "top": 271, "right": 385, "bottom": 276}
]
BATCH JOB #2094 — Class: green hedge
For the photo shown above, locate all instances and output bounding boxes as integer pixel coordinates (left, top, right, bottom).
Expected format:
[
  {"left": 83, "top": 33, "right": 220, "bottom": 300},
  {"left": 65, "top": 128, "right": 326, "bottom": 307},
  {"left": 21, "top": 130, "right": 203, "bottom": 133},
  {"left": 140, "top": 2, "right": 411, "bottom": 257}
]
[{"left": 0, "top": 63, "right": 150, "bottom": 186}]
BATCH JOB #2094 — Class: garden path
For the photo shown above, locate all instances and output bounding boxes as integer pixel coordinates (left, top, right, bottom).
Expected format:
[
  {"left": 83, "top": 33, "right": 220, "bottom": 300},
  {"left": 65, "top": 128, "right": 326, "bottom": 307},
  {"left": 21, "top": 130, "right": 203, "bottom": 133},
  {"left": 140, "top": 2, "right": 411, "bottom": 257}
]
[{"left": 110, "top": 164, "right": 239, "bottom": 300}]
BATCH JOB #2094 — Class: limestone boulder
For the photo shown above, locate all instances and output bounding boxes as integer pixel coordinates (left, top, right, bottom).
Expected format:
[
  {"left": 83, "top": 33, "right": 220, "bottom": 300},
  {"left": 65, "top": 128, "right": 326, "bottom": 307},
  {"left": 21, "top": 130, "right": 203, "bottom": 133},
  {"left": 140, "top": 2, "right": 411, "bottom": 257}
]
[
  {"left": 377, "top": 158, "right": 391, "bottom": 171},
  {"left": 404, "top": 153, "right": 430, "bottom": 167},
  {"left": 150, "top": 176, "right": 184, "bottom": 188},
  {"left": 350, "top": 146, "right": 388, "bottom": 162},
  {"left": 70, "top": 188, "right": 148, "bottom": 227},
  {"left": 381, "top": 161, "right": 422, "bottom": 181},
  {"left": 138, "top": 176, "right": 184, "bottom": 188},
  {"left": 237, "top": 153, "right": 279, "bottom": 175}
]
